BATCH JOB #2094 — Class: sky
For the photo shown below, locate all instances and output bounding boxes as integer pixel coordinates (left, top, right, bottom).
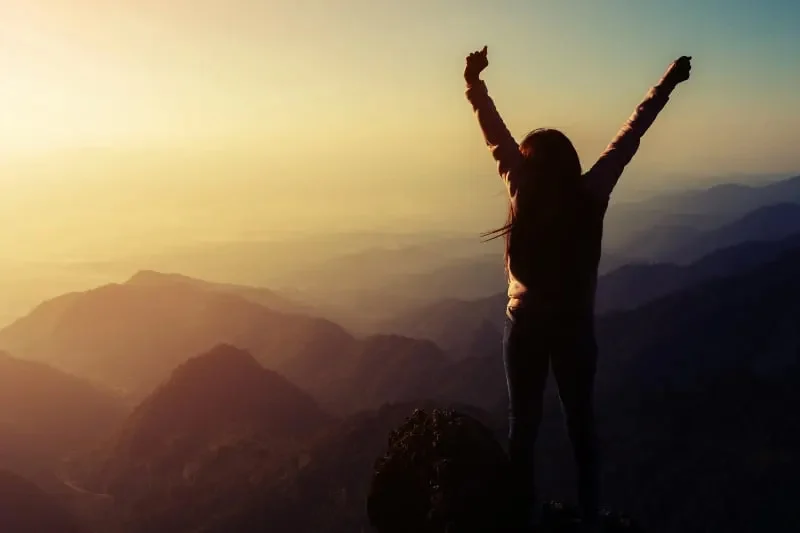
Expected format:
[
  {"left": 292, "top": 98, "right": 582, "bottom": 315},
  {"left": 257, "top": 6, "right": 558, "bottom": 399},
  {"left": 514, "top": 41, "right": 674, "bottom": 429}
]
[{"left": 0, "top": 0, "right": 799, "bottom": 259}]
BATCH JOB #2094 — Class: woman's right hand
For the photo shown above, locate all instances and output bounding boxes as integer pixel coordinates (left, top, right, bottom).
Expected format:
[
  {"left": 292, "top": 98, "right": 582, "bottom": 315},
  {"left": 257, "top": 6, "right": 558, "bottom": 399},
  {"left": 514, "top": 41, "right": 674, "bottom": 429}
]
[
  {"left": 662, "top": 56, "right": 692, "bottom": 86},
  {"left": 464, "top": 46, "right": 489, "bottom": 84}
]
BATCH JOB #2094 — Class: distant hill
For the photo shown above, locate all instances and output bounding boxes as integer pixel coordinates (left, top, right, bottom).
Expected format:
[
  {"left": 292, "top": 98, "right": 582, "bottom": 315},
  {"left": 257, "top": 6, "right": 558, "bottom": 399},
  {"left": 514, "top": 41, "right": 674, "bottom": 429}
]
[
  {"left": 379, "top": 241, "right": 800, "bottom": 415},
  {"left": 0, "top": 279, "right": 352, "bottom": 398},
  {"left": 98, "top": 345, "right": 334, "bottom": 532},
  {"left": 381, "top": 252, "right": 520, "bottom": 304},
  {"left": 662, "top": 202, "right": 800, "bottom": 263},
  {"left": 635, "top": 175, "right": 800, "bottom": 220},
  {"left": 134, "top": 235, "right": 501, "bottom": 333},
  {"left": 279, "top": 251, "right": 506, "bottom": 334},
  {"left": 133, "top": 233, "right": 494, "bottom": 291},
  {"left": 126, "top": 270, "right": 311, "bottom": 315},
  {"left": 607, "top": 223, "right": 699, "bottom": 263},
  {"left": 591, "top": 247, "right": 800, "bottom": 532},
  {"left": 594, "top": 246, "right": 800, "bottom": 392},
  {"left": 378, "top": 294, "right": 506, "bottom": 357},
  {"left": 282, "top": 238, "right": 501, "bottom": 294},
  {"left": 292, "top": 249, "right": 630, "bottom": 335},
  {"left": 0, "top": 469, "right": 88, "bottom": 533},
  {"left": 111, "top": 344, "right": 331, "bottom": 462},
  {"left": 309, "top": 176, "right": 800, "bottom": 330},
  {"left": 596, "top": 232, "right": 800, "bottom": 313},
  {"left": 0, "top": 351, "right": 127, "bottom": 486},
  {"left": 0, "top": 273, "right": 458, "bottom": 414},
  {"left": 604, "top": 174, "right": 800, "bottom": 253},
  {"left": 385, "top": 234, "right": 800, "bottom": 349},
  {"left": 280, "top": 334, "right": 450, "bottom": 414}
]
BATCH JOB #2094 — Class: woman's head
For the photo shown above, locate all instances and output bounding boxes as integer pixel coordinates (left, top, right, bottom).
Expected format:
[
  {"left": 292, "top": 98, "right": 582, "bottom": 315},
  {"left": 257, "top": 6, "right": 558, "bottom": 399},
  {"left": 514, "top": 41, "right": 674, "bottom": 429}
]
[
  {"left": 482, "top": 128, "right": 582, "bottom": 248},
  {"left": 518, "top": 128, "right": 582, "bottom": 186}
]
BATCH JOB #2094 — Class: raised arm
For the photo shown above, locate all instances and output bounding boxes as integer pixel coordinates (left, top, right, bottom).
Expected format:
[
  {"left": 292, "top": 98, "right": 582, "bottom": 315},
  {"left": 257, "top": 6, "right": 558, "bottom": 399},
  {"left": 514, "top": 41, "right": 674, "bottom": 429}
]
[
  {"left": 586, "top": 56, "right": 692, "bottom": 199},
  {"left": 464, "top": 46, "right": 522, "bottom": 183}
]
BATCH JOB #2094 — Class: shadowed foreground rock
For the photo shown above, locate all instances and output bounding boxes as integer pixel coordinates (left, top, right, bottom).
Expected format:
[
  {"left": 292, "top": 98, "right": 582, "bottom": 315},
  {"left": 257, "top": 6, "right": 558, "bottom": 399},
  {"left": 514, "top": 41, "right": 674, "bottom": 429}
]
[
  {"left": 368, "top": 408, "right": 516, "bottom": 533},
  {"left": 368, "top": 409, "right": 644, "bottom": 533}
]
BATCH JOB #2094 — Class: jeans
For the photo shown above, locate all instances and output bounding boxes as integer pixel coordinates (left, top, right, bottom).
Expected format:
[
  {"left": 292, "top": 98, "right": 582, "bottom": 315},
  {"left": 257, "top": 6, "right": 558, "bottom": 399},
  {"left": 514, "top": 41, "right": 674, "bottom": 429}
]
[{"left": 502, "top": 307, "right": 600, "bottom": 524}]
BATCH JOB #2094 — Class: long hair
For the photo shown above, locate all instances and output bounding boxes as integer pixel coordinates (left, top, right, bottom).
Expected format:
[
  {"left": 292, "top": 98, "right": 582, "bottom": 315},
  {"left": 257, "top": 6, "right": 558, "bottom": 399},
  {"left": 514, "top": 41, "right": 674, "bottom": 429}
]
[{"left": 481, "top": 128, "right": 582, "bottom": 262}]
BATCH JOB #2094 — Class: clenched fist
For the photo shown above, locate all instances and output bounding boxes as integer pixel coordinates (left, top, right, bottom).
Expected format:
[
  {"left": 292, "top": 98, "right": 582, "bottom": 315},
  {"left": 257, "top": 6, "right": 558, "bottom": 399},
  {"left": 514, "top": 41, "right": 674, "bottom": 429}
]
[
  {"left": 464, "top": 46, "right": 489, "bottom": 84},
  {"left": 662, "top": 56, "right": 692, "bottom": 86}
]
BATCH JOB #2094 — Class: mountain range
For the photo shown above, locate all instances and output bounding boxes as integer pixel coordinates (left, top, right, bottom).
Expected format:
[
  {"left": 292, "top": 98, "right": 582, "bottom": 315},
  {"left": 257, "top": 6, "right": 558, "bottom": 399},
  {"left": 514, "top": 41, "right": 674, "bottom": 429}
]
[
  {"left": 384, "top": 231, "right": 800, "bottom": 351},
  {"left": 604, "top": 174, "right": 800, "bottom": 252},
  {"left": 126, "top": 270, "right": 311, "bottom": 315},
  {"left": 0, "top": 274, "right": 455, "bottom": 414},
  {"left": 0, "top": 469, "right": 88, "bottom": 533},
  {"left": 3, "top": 239, "right": 800, "bottom": 532},
  {"left": 0, "top": 279, "right": 351, "bottom": 400},
  {"left": 3, "top": 175, "right": 800, "bottom": 532},
  {"left": 93, "top": 344, "right": 333, "bottom": 533},
  {"left": 378, "top": 245, "right": 800, "bottom": 532},
  {"left": 0, "top": 351, "right": 127, "bottom": 487},
  {"left": 621, "top": 202, "right": 800, "bottom": 263}
]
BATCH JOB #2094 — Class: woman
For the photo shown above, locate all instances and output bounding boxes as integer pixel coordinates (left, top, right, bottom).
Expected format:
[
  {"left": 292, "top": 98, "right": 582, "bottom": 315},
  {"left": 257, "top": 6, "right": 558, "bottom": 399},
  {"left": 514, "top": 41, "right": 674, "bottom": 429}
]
[{"left": 464, "top": 46, "right": 692, "bottom": 529}]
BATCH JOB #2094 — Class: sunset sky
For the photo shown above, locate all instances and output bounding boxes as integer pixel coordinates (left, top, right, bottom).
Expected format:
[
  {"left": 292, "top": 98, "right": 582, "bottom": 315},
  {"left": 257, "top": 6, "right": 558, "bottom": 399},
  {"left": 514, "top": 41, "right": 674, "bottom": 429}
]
[{"left": 0, "top": 0, "right": 798, "bottom": 258}]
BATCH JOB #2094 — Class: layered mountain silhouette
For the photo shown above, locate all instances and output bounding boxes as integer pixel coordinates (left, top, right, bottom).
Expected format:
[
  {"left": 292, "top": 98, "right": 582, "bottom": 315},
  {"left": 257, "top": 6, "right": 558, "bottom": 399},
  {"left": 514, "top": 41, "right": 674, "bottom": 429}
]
[
  {"left": 655, "top": 202, "right": 800, "bottom": 263},
  {"left": 588, "top": 249, "right": 800, "bottom": 532},
  {"left": 607, "top": 201, "right": 800, "bottom": 264},
  {"left": 280, "top": 333, "right": 449, "bottom": 413},
  {"left": 0, "top": 273, "right": 456, "bottom": 413},
  {"left": 0, "top": 277, "right": 352, "bottom": 398},
  {"left": 109, "top": 344, "right": 330, "bottom": 462},
  {"left": 198, "top": 401, "right": 502, "bottom": 533},
  {"left": 378, "top": 247, "right": 800, "bottom": 532},
  {"left": 390, "top": 253, "right": 504, "bottom": 300},
  {"left": 126, "top": 270, "right": 311, "bottom": 315},
  {"left": 0, "top": 351, "right": 127, "bottom": 486},
  {"left": 629, "top": 175, "right": 800, "bottom": 221},
  {"left": 0, "top": 469, "right": 88, "bottom": 533},
  {"left": 397, "top": 240, "right": 800, "bottom": 394},
  {"left": 596, "top": 232, "right": 800, "bottom": 313},
  {"left": 284, "top": 237, "right": 501, "bottom": 294},
  {"left": 385, "top": 235, "right": 800, "bottom": 350},
  {"left": 604, "top": 174, "right": 800, "bottom": 253},
  {"left": 379, "top": 294, "right": 506, "bottom": 357},
  {"left": 317, "top": 177, "right": 800, "bottom": 332},
  {"left": 4, "top": 196, "right": 800, "bottom": 533},
  {"left": 277, "top": 246, "right": 506, "bottom": 333},
  {"left": 595, "top": 246, "right": 800, "bottom": 390},
  {"left": 97, "top": 344, "right": 334, "bottom": 532}
]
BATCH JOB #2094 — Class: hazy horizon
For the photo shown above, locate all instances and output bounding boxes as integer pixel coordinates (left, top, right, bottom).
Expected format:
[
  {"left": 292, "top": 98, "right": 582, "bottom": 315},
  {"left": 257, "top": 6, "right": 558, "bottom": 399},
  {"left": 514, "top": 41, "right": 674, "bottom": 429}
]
[{"left": 1, "top": 1, "right": 798, "bottom": 262}]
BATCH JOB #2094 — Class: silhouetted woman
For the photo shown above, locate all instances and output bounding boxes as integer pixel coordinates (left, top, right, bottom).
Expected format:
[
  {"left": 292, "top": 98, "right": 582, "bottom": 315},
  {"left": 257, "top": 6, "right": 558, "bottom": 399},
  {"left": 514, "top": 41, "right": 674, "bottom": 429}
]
[{"left": 464, "top": 46, "right": 691, "bottom": 530}]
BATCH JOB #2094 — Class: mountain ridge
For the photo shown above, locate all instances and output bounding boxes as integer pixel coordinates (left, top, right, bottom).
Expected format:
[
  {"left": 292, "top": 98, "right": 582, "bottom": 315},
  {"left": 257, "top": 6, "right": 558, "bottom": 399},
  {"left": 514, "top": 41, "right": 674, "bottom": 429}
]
[{"left": 0, "top": 469, "right": 88, "bottom": 533}]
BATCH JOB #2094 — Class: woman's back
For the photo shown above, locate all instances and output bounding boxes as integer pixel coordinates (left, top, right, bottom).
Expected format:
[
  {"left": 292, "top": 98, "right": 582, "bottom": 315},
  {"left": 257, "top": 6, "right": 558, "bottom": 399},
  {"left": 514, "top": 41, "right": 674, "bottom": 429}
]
[{"left": 507, "top": 184, "right": 606, "bottom": 316}]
